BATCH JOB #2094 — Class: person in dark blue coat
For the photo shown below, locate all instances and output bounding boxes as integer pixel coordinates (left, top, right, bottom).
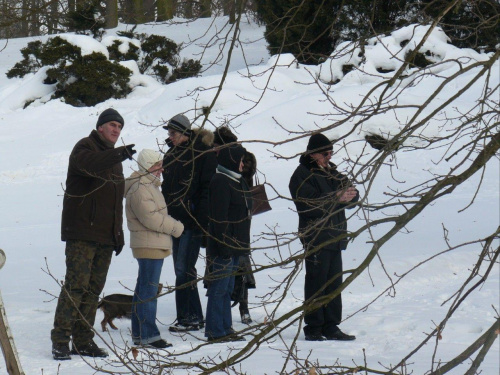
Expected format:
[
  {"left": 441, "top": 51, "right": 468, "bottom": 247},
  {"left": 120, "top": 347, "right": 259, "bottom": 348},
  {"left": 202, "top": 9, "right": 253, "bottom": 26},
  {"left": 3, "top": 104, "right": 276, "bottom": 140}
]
[
  {"left": 205, "top": 144, "right": 252, "bottom": 342},
  {"left": 289, "top": 133, "right": 359, "bottom": 342}
]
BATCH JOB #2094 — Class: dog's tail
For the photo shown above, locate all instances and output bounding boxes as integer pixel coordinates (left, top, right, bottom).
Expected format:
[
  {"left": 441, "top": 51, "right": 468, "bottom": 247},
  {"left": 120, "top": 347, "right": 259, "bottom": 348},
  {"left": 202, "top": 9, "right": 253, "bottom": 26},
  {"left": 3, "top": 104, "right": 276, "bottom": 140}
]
[{"left": 97, "top": 299, "right": 104, "bottom": 309}]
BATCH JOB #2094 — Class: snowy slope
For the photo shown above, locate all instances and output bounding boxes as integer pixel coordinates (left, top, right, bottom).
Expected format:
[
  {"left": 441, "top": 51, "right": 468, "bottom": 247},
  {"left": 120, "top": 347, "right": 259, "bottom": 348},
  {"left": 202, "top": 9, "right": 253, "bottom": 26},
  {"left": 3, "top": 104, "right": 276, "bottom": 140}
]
[{"left": 0, "top": 18, "right": 498, "bottom": 375}]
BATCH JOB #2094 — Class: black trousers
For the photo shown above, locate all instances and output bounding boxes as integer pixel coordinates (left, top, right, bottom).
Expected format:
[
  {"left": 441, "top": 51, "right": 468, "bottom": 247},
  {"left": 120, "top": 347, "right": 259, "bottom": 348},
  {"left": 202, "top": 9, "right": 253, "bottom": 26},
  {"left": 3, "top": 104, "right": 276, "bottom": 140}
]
[{"left": 303, "top": 247, "right": 343, "bottom": 336}]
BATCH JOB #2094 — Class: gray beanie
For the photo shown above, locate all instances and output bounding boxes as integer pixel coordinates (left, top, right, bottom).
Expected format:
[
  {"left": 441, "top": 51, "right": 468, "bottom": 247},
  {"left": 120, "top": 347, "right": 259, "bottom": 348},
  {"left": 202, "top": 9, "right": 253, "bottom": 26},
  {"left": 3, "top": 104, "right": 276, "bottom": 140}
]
[
  {"left": 163, "top": 114, "right": 192, "bottom": 135},
  {"left": 137, "top": 149, "right": 163, "bottom": 173},
  {"left": 96, "top": 108, "right": 124, "bottom": 129}
]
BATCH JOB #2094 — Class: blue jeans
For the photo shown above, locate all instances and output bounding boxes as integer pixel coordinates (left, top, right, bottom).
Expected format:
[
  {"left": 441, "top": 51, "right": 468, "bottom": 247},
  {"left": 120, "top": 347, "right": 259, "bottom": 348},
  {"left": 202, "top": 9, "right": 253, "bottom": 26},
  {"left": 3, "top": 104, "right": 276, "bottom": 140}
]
[
  {"left": 205, "top": 256, "right": 238, "bottom": 339},
  {"left": 132, "top": 258, "right": 164, "bottom": 344},
  {"left": 172, "top": 229, "right": 203, "bottom": 325}
]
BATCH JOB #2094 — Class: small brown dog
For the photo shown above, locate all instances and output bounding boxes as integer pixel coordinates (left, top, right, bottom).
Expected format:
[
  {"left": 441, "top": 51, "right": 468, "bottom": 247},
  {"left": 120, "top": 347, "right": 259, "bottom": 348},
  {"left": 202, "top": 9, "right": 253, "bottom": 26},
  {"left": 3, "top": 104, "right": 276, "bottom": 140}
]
[{"left": 98, "top": 283, "right": 163, "bottom": 332}]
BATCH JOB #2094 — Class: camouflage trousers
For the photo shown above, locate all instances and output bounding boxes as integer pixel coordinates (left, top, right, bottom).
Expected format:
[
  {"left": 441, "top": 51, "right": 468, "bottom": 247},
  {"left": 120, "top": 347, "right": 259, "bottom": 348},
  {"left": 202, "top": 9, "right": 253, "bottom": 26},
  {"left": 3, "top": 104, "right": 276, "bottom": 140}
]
[{"left": 51, "top": 240, "right": 113, "bottom": 346}]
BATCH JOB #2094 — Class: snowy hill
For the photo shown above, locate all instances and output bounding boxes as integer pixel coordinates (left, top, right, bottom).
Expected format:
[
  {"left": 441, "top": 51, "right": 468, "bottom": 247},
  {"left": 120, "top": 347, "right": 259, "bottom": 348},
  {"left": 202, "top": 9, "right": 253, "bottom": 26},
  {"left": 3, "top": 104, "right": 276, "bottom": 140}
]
[{"left": 0, "top": 17, "right": 498, "bottom": 375}]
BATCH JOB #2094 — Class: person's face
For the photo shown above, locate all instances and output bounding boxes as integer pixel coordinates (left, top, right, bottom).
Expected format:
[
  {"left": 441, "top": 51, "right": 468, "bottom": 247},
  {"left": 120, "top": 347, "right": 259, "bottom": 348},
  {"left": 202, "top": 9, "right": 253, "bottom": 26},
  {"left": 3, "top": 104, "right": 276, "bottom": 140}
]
[
  {"left": 311, "top": 150, "right": 332, "bottom": 168},
  {"left": 98, "top": 121, "right": 122, "bottom": 144},
  {"left": 239, "top": 157, "right": 244, "bottom": 172},
  {"left": 148, "top": 161, "right": 163, "bottom": 178},
  {"left": 168, "top": 129, "right": 189, "bottom": 146}
]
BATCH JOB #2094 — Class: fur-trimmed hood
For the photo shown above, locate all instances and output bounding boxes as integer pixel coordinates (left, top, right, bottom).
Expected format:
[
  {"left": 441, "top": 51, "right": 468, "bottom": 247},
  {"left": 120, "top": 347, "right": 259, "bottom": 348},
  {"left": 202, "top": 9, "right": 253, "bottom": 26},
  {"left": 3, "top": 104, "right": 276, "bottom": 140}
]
[{"left": 190, "top": 127, "right": 215, "bottom": 149}]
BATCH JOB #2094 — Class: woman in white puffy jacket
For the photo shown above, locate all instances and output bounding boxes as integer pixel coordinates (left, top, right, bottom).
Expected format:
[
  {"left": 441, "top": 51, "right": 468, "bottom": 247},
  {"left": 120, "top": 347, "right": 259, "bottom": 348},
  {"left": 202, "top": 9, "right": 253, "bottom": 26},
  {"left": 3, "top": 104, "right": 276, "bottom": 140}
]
[{"left": 125, "top": 149, "right": 184, "bottom": 349}]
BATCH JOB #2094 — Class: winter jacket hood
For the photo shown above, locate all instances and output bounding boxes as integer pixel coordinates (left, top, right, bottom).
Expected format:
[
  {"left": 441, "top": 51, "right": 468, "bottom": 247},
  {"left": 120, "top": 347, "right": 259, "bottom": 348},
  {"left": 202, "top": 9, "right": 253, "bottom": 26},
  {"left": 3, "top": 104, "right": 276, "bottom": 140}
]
[{"left": 217, "top": 144, "right": 246, "bottom": 173}]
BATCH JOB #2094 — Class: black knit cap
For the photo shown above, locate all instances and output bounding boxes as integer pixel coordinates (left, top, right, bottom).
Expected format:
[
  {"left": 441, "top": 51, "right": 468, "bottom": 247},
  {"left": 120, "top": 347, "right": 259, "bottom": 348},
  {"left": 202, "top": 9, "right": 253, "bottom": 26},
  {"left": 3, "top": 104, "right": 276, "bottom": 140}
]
[
  {"left": 218, "top": 144, "right": 246, "bottom": 173},
  {"left": 96, "top": 108, "right": 124, "bottom": 129},
  {"left": 306, "top": 133, "right": 333, "bottom": 154}
]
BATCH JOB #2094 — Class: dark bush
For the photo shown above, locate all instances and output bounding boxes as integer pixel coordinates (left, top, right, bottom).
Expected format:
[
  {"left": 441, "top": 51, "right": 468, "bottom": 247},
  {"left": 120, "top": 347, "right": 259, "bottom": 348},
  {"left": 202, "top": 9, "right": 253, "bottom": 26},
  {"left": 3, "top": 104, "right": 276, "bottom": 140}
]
[
  {"left": 169, "top": 59, "right": 202, "bottom": 83},
  {"left": 46, "top": 52, "right": 132, "bottom": 107},
  {"left": 7, "top": 37, "right": 82, "bottom": 78},
  {"left": 139, "top": 34, "right": 179, "bottom": 73},
  {"left": 254, "top": 0, "right": 419, "bottom": 65},
  {"left": 7, "top": 31, "right": 201, "bottom": 107},
  {"left": 422, "top": 0, "right": 500, "bottom": 51},
  {"left": 7, "top": 36, "right": 132, "bottom": 107},
  {"left": 406, "top": 50, "right": 433, "bottom": 68},
  {"left": 108, "top": 32, "right": 201, "bottom": 84},
  {"left": 39, "top": 37, "right": 82, "bottom": 65},
  {"left": 107, "top": 40, "right": 140, "bottom": 62},
  {"left": 65, "top": 0, "right": 105, "bottom": 38},
  {"left": 6, "top": 40, "right": 43, "bottom": 78}
]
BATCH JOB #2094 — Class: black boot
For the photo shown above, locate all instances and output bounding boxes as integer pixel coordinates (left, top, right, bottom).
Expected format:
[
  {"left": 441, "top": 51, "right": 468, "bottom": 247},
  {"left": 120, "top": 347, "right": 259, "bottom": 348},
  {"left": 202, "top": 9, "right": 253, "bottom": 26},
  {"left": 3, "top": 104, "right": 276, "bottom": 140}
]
[
  {"left": 71, "top": 340, "right": 108, "bottom": 357},
  {"left": 148, "top": 339, "right": 173, "bottom": 349},
  {"left": 240, "top": 312, "right": 252, "bottom": 324},
  {"left": 304, "top": 333, "right": 326, "bottom": 341},
  {"left": 52, "top": 343, "right": 71, "bottom": 360},
  {"left": 324, "top": 329, "right": 356, "bottom": 341}
]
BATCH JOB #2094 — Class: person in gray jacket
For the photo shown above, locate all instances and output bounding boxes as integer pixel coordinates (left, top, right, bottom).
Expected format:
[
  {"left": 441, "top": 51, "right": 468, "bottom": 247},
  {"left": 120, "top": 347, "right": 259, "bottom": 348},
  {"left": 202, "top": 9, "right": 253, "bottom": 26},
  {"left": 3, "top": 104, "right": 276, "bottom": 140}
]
[{"left": 125, "top": 149, "right": 184, "bottom": 348}]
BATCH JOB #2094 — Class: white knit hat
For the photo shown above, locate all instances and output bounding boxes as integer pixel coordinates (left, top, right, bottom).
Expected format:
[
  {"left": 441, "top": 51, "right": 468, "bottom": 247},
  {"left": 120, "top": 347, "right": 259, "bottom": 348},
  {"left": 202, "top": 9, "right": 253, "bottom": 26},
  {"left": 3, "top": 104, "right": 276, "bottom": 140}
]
[{"left": 137, "top": 149, "right": 163, "bottom": 173}]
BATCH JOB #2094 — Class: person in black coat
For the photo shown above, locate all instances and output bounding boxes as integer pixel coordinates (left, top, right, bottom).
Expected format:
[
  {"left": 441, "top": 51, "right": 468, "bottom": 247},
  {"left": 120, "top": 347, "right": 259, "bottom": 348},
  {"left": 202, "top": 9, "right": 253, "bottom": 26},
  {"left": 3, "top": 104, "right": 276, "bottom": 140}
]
[
  {"left": 289, "top": 133, "right": 359, "bottom": 342},
  {"left": 161, "top": 114, "right": 217, "bottom": 332},
  {"left": 213, "top": 126, "right": 257, "bottom": 324},
  {"left": 205, "top": 144, "right": 251, "bottom": 342}
]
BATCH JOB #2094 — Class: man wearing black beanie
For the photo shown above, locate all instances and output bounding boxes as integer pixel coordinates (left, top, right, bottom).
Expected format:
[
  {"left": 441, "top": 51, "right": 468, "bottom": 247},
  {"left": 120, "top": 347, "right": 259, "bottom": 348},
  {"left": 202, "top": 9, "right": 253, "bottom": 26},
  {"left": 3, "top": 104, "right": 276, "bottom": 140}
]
[
  {"left": 95, "top": 108, "right": 124, "bottom": 130},
  {"left": 51, "top": 108, "right": 136, "bottom": 360},
  {"left": 289, "top": 132, "right": 359, "bottom": 342}
]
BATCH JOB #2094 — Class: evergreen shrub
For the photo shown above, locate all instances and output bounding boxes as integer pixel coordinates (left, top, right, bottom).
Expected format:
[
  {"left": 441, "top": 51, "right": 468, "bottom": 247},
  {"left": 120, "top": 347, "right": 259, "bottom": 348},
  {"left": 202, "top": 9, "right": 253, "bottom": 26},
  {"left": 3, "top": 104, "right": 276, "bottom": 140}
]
[
  {"left": 7, "top": 31, "right": 201, "bottom": 107},
  {"left": 112, "top": 32, "right": 202, "bottom": 84},
  {"left": 46, "top": 52, "right": 132, "bottom": 107},
  {"left": 6, "top": 36, "right": 132, "bottom": 107}
]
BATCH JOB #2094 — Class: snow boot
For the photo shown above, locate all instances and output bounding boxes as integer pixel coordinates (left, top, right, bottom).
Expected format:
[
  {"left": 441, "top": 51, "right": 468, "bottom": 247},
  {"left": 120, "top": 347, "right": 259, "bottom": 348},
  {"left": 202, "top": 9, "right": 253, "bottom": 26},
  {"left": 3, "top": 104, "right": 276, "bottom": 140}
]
[
  {"left": 52, "top": 343, "right": 71, "bottom": 360},
  {"left": 71, "top": 340, "right": 108, "bottom": 357}
]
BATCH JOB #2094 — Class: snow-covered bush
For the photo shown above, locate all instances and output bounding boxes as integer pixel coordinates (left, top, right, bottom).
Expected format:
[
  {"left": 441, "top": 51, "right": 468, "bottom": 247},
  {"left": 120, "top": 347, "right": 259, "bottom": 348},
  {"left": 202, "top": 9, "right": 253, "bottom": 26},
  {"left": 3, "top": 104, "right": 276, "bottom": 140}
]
[
  {"left": 106, "top": 31, "right": 202, "bottom": 84},
  {"left": 5, "top": 31, "right": 202, "bottom": 107},
  {"left": 46, "top": 52, "right": 132, "bottom": 107},
  {"left": 6, "top": 36, "right": 131, "bottom": 107}
]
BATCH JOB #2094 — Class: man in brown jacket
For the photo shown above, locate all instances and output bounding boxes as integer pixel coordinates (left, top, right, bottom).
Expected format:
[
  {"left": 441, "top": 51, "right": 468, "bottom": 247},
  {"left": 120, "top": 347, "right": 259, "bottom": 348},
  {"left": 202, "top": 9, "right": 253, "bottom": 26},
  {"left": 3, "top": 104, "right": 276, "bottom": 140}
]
[{"left": 51, "top": 108, "right": 136, "bottom": 360}]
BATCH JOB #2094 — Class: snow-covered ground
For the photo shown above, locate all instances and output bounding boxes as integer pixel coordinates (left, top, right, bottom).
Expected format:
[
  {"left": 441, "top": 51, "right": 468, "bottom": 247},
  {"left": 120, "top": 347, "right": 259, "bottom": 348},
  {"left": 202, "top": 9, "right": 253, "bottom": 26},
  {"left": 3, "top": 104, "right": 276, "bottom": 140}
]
[{"left": 0, "top": 17, "right": 498, "bottom": 375}]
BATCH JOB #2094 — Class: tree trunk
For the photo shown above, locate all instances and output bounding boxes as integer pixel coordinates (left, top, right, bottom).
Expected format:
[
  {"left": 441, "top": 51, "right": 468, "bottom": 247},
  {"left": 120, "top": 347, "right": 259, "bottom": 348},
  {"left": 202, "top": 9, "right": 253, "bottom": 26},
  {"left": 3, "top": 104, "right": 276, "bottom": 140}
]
[
  {"left": 157, "top": 0, "right": 176, "bottom": 21},
  {"left": 105, "top": 0, "right": 118, "bottom": 28},
  {"left": 143, "top": 0, "right": 155, "bottom": 22},
  {"left": 199, "top": 0, "right": 211, "bottom": 18},
  {"left": 222, "top": 0, "right": 233, "bottom": 17},
  {"left": 48, "top": 0, "right": 59, "bottom": 34},
  {"left": 20, "top": 0, "right": 29, "bottom": 37},
  {"left": 121, "top": 0, "right": 133, "bottom": 23},
  {"left": 0, "top": 293, "right": 24, "bottom": 375},
  {"left": 184, "top": 0, "right": 193, "bottom": 18},
  {"left": 228, "top": 0, "right": 236, "bottom": 24},
  {"left": 0, "top": 249, "right": 25, "bottom": 375},
  {"left": 133, "top": 0, "right": 143, "bottom": 24},
  {"left": 28, "top": 0, "right": 41, "bottom": 37}
]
